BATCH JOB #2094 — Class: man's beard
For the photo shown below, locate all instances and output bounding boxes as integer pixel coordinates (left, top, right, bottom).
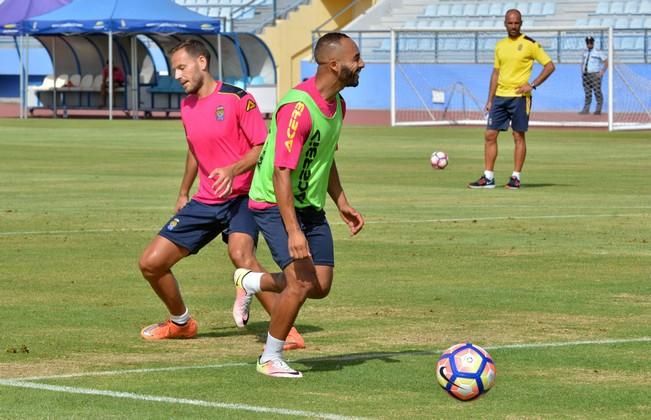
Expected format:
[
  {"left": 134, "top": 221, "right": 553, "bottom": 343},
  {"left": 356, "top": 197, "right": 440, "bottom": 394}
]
[
  {"left": 340, "top": 65, "right": 360, "bottom": 87},
  {"left": 185, "top": 76, "right": 202, "bottom": 94}
]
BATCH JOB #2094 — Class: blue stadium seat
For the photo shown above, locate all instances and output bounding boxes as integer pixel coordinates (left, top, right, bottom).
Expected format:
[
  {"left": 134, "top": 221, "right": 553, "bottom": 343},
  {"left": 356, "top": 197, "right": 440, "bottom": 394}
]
[
  {"left": 480, "top": 37, "right": 498, "bottom": 50},
  {"left": 620, "top": 37, "right": 635, "bottom": 49},
  {"left": 595, "top": 1, "right": 609, "bottom": 14},
  {"left": 542, "top": 1, "right": 555, "bottom": 15},
  {"left": 546, "top": 37, "right": 558, "bottom": 51},
  {"left": 610, "top": 2, "right": 624, "bottom": 14},
  {"left": 588, "top": 16, "right": 601, "bottom": 27},
  {"left": 489, "top": 3, "right": 502, "bottom": 16},
  {"left": 457, "top": 39, "right": 473, "bottom": 50},
  {"left": 629, "top": 17, "right": 644, "bottom": 28},
  {"left": 429, "top": 19, "right": 443, "bottom": 28},
  {"left": 503, "top": 2, "right": 516, "bottom": 14},
  {"left": 634, "top": 36, "right": 644, "bottom": 49},
  {"left": 641, "top": 1, "right": 651, "bottom": 14},
  {"left": 437, "top": 4, "right": 450, "bottom": 16},
  {"left": 450, "top": 4, "right": 463, "bottom": 16},
  {"left": 624, "top": 1, "right": 638, "bottom": 14},
  {"left": 463, "top": 4, "right": 477, "bottom": 16},
  {"left": 562, "top": 36, "right": 581, "bottom": 50},
  {"left": 601, "top": 17, "right": 614, "bottom": 27},
  {"left": 418, "top": 38, "right": 433, "bottom": 50},
  {"left": 644, "top": 17, "right": 651, "bottom": 28},
  {"left": 614, "top": 17, "right": 629, "bottom": 29},
  {"left": 575, "top": 18, "right": 588, "bottom": 27},
  {"left": 529, "top": 2, "right": 543, "bottom": 15},
  {"left": 441, "top": 38, "right": 458, "bottom": 51},
  {"left": 476, "top": 3, "right": 490, "bottom": 16},
  {"left": 440, "top": 19, "right": 454, "bottom": 28},
  {"left": 424, "top": 5, "right": 436, "bottom": 17},
  {"left": 516, "top": 2, "right": 529, "bottom": 15}
]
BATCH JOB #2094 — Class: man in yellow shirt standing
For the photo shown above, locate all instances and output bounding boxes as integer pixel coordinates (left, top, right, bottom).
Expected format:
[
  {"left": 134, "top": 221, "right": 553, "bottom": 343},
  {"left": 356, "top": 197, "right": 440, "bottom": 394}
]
[{"left": 468, "top": 9, "right": 555, "bottom": 190}]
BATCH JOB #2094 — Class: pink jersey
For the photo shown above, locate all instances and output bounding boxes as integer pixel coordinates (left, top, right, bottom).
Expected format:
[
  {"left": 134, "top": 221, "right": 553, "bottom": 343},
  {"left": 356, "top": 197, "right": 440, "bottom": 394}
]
[
  {"left": 181, "top": 82, "right": 267, "bottom": 204},
  {"left": 273, "top": 77, "right": 346, "bottom": 170}
]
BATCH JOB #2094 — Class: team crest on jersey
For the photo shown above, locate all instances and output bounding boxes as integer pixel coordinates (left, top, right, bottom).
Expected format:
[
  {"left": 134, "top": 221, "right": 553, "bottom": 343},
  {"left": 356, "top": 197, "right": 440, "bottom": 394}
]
[
  {"left": 215, "top": 105, "right": 225, "bottom": 121},
  {"left": 246, "top": 99, "right": 257, "bottom": 112},
  {"left": 167, "top": 217, "right": 180, "bottom": 231},
  {"left": 518, "top": 44, "right": 523, "bottom": 51}
]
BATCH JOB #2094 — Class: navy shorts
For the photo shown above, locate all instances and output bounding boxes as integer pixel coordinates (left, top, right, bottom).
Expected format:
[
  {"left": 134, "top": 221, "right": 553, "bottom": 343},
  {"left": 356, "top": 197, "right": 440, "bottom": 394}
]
[
  {"left": 252, "top": 206, "right": 334, "bottom": 270},
  {"left": 158, "top": 196, "right": 258, "bottom": 254},
  {"left": 487, "top": 96, "right": 531, "bottom": 132}
]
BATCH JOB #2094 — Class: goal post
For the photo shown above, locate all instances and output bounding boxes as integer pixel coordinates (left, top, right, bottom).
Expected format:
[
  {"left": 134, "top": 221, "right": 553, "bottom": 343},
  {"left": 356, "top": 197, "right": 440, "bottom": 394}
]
[{"left": 389, "top": 27, "right": 651, "bottom": 131}]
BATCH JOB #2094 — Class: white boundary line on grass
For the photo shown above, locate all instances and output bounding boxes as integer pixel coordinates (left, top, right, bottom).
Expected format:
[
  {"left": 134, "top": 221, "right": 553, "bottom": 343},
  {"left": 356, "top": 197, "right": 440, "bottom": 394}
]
[
  {"left": 0, "top": 337, "right": 649, "bottom": 417},
  {"left": 18, "top": 362, "right": 250, "bottom": 381},
  {"left": 1, "top": 212, "right": 649, "bottom": 237},
  {"left": 0, "top": 379, "right": 362, "bottom": 420},
  {"left": 12, "top": 336, "right": 651, "bottom": 383},
  {"left": 294, "top": 336, "right": 651, "bottom": 363}
]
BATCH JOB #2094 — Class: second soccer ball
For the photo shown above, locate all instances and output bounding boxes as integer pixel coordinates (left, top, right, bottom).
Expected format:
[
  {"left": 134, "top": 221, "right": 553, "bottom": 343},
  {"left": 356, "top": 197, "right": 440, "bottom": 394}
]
[{"left": 430, "top": 151, "right": 448, "bottom": 169}]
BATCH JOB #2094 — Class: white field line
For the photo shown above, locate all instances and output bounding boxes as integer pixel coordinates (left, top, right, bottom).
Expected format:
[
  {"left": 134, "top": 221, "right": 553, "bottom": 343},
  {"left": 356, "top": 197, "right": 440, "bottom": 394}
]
[
  {"left": 5, "top": 336, "right": 651, "bottom": 382},
  {"left": 0, "top": 337, "right": 649, "bottom": 418},
  {"left": 0, "top": 379, "right": 363, "bottom": 420},
  {"left": 364, "top": 213, "right": 649, "bottom": 225},
  {"left": 18, "top": 362, "right": 250, "bottom": 381},
  {"left": 293, "top": 336, "right": 651, "bottom": 363},
  {"left": 1, "top": 212, "right": 649, "bottom": 237}
]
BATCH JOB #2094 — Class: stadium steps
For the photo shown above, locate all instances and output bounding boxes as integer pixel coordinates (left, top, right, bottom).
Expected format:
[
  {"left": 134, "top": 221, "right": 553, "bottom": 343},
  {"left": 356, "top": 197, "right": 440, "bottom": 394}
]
[
  {"left": 231, "top": 0, "right": 308, "bottom": 33},
  {"left": 345, "top": 1, "right": 637, "bottom": 30}
]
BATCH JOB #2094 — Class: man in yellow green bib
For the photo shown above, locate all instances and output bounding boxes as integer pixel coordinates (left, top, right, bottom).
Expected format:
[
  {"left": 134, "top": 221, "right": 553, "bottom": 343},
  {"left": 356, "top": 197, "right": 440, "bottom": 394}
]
[{"left": 231, "top": 32, "right": 366, "bottom": 378}]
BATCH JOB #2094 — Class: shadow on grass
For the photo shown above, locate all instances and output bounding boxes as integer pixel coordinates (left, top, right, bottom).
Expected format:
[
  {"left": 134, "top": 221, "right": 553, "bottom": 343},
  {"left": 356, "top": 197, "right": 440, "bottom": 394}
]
[
  {"left": 521, "top": 183, "right": 565, "bottom": 188},
  {"left": 197, "top": 322, "right": 323, "bottom": 339},
  {"left": 294, "top": 349, "right": 434, "bottom": 373}
]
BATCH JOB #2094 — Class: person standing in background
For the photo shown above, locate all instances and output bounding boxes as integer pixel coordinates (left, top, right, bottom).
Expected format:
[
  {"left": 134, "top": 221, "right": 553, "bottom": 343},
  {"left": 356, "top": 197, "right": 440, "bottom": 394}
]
[
  {"left": 468, "top": 9, "right": 555, "bottom": 190},
  {"left": 580, "top": 36, "right": 608, "bottom": 115}
]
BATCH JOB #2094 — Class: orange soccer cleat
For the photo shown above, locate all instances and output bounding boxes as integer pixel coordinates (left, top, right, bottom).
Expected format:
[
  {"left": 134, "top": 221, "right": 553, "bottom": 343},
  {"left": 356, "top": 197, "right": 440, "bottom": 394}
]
[
  {"left": 283, "top": 327, "right": 306, "bottom": 351},
  {"left": 140, "top": 318, "right": 198, "bottom": 340}
]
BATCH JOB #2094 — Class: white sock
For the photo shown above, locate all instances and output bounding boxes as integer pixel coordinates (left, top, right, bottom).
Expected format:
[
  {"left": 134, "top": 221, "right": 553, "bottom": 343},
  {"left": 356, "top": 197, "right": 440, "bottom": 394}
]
[
  {"left": 512, "top": 171, "right": 521, "bottom": 180},
  {"left": 242, "top": 271, "right": 263, "bottom": 294},
  {"left": 260, "top": 333, "right": 285, "bottom": 363},
  {"left": 170, "top": 307, "right": 190, "bottom": 325},
  {"left": 484, "top": 170, "right": 494, "bottom": 180}
]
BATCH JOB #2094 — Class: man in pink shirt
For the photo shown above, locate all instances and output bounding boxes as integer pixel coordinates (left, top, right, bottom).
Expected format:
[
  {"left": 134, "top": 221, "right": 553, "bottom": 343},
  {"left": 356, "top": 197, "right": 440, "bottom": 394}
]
[{"left": 138, "top": 40, "right": 304, "bottom": 349}]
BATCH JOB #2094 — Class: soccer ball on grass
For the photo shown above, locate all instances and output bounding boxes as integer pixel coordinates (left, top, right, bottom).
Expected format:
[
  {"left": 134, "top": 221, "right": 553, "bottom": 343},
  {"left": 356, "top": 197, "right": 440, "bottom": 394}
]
[
  {"left": 435, "top": 342, "right": 496, "bottom": 401},
  {"left": 430, "top": 151, "right": 448, "bottom": 169}
]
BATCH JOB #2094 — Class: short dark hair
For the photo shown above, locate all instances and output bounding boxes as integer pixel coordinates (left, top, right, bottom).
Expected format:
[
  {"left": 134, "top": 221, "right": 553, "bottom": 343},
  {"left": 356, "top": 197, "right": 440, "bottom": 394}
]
[
  {"left": 169, "top": 39, "right": 211, "bottom": 68},
  {"left": 314, "top": 32, "right": 351, "bottom": 64},
  {"left": 586, "top": 36, "right": 595, "bottom": 43}
]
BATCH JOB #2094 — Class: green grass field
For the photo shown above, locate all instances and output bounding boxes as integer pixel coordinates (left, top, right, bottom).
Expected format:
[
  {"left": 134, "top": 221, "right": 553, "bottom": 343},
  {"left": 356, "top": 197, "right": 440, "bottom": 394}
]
[{"left": 1, "top": 119, "right": 649, "bottom": 419}]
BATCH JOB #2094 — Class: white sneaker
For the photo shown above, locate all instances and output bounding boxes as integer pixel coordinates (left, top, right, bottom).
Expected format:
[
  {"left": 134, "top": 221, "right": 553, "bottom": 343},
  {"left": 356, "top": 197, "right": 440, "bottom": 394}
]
[
  {"left": 256, "top": 357, "right": 303, "bottom": 378},
  {"left": 232, "top": 268, "right": 253, "bottom": 328}
]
